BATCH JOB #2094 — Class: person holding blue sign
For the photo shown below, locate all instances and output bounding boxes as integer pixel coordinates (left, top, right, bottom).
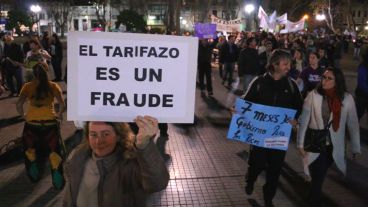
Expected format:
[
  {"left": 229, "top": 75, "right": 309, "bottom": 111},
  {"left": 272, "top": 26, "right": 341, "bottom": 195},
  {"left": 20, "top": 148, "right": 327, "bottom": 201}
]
[
  {"left": 297, "top": 67, "right": 360, "bottom": 207},
  {"left": 241, "top": 50, "right": 303, "bottom": 207}
]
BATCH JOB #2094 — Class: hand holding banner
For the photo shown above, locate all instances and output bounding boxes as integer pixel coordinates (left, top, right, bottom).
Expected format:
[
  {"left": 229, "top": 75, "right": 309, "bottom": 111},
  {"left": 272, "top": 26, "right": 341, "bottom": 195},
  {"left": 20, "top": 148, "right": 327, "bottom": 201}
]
[{"left": 227, "top": 98, "right": 296, "bottom": 151}]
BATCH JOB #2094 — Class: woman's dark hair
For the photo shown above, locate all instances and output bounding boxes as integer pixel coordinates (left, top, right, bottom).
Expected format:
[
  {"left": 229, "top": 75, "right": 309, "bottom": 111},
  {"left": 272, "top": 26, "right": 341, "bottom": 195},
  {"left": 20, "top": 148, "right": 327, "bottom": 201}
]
[
  {"left": 246, "top": 37, "right": 256, "bottom": 46},
  {"left": 29, "top": 39, "right": 43, "bottom": 49},
  {"left": 32, "top": 62, "right": 51, "bottom": 100},
  {"left": 308, "top": 51, "right": 320, "bottom": 60},
  {"left": 316, "top": 67, "right": 347, "bottom": 101},
  {"left": 267, "top": 49, "right": 292, "bottom": 73},
  {"left": 52, "top": 33, "right": 61, "bottom": 44},
  {"left": 292, "top": 49, "right": 304, "bottom": 60}
]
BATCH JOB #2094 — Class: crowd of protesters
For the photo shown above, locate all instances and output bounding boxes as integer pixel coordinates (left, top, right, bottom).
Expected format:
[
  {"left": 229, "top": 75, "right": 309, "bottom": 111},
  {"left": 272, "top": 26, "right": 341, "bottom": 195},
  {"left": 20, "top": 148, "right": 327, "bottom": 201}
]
[
  {"left": 199, "top": 30, "right": 365, "bottom": 207},
  {"left": 0, "top": 29, "right": 367, "bottom": 207},
  {"left": 0, "top": 31, "right": 63, "bottom": 97}
]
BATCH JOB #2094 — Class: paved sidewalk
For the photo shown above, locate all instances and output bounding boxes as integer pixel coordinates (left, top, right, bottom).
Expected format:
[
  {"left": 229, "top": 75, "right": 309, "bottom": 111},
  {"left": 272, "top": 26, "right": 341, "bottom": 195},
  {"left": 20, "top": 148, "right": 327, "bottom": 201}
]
[{"left": 0, "top": 51, "right": 367, "bottom": 207}]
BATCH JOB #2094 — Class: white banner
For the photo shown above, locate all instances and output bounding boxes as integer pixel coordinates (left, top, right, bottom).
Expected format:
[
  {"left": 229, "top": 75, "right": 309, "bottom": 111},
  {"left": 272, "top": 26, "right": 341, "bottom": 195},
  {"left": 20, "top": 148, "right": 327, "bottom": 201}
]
[
  {"left": 268, "top": 11, "right": 277, "bottom": 31},
  {"left": 210, "top": 15, "right": 242, "bottom": 32},
  {"left": 67, "top": 32, "right": 198, "bottom": 123},
  {"left": 258, "top": 6, "right": 269, "bottom": 29},
  {"left": 285, "top": 18, "right": 305, "bottom": 32},
  {"left": 276, "top": 13, "right": 288, "bottom": 25}
]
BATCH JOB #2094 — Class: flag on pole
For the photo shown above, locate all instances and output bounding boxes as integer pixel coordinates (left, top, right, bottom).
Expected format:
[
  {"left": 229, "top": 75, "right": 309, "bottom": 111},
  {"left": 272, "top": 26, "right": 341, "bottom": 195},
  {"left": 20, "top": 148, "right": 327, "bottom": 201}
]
[
  {"left": 285, "top": 18, "right": 305, "bottom": 32},
  {"left": 276, "top": 13, "right": 288, "bottom": 25},
  {"left": 268, "top": 11, "right": 277, "bottom": 31},
  {"left": 258, "top": 6, "right": 269, "bottom": 29}
]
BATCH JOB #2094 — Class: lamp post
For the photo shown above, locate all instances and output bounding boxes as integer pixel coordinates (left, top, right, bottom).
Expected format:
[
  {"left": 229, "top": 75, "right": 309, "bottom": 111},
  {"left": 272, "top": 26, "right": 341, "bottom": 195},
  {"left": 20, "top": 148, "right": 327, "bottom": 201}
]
[
  {"left": 315, "top": 14, "right": 326, "bottom": 34},
  {"left": 245, "top": 4, "right": 255, "bottom": 14},
  {"left": 316, "top": 14, "right": 326, "bottom": 21},
  {"left": 303, "top": 14, "right": 309, "bottom": 31},
  {"left": 244, "top": 4, "right": 255, "bottom": 31},
  {"left": 30, "top": 5, "right": 42, "bottom": 36}
]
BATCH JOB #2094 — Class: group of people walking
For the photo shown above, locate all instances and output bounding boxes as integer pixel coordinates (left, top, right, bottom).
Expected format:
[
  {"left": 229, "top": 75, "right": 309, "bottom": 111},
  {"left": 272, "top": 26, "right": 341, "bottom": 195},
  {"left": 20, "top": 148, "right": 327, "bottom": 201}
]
[
  {"left": 0, "top": 29, "right": 367, "bottom": 207},
  {"left": 197, "top": 30, "right": 366, "bottom": 207}
]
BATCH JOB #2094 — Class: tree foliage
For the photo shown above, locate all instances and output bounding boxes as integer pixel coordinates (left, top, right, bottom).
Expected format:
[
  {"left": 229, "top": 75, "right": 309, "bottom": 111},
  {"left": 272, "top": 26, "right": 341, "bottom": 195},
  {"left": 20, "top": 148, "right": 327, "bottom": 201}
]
[
  {"left": 90, "top": 0, "right": 108, "bottom": 30},
  {"left": 310, "top": 0, "right": 342, "bottom": 33},
  {"left": 46, "top": 0, "right": 72, "bottom": 37},
  {"left": 116, "top": 9, "right": 147, "bottom": 32},
  {"left": 5, "top": 10, "right": 34, "bottom": 35}
]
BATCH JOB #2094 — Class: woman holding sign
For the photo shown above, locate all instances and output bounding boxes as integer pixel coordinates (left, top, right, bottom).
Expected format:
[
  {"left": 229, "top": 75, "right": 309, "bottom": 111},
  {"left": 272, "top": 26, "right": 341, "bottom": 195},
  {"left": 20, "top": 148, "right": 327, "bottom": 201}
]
[
  {"left": 297, "top": 67, "right": 360, "bottom": 207},
  {"left": 242, "top": 50, "right": 303, "bottom": 207},
  {"left": 63, "top": 116, "right": 169, "bottom": 207}
]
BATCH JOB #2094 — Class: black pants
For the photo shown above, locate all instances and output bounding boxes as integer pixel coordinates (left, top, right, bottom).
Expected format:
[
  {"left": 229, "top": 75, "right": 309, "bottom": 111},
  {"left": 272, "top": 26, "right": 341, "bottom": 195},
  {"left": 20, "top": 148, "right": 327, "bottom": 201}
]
[
  {"left": 51, "top": 57, "right": 62, "bottom": 81},
  {"left": 5, "top": 66, "right": 23, "bottom": 94},
  {"left": 246, "top": 146, "right": 286, "bottom": 203},
  {"left": 198, "top": 64, "right": 213, "bottom": 93},
  {"left": 223, "top": 62, "right": 234, "bottom": 85},
  {"left": 219, "top": 63, "right": 223, "bottom": 78},
  {"left": 308, "top": 145, "right": 334, "bottom": 206},
  {"left": 355, "top": 92, "right": 368, "bottom": 119}
]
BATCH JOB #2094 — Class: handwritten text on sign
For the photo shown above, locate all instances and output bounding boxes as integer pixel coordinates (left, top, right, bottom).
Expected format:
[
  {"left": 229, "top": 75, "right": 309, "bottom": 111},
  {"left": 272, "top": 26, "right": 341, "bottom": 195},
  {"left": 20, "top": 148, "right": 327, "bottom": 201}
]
[
  {"left": 67, "top": 32, "right": 198, "bottom": 123},
  {"left": 227, "top": 98, "right": 296, "bottom": 151}
]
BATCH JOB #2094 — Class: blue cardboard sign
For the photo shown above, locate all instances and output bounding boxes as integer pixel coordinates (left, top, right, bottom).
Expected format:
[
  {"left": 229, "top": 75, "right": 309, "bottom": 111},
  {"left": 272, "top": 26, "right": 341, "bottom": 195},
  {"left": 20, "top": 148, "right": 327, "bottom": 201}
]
[
  {"left": 194, "top": 23, "right": 217, "bottom": 39},
  {"left": 227, "top": 98, "right": 297, "bottom": 151}
]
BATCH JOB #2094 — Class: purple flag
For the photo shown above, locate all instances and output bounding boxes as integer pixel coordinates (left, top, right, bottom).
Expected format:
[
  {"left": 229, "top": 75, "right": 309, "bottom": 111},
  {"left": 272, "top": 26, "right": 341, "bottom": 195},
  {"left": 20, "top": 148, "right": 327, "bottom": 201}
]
[{"left": 195, "top": 23, "right": 217, "bottom": 39}]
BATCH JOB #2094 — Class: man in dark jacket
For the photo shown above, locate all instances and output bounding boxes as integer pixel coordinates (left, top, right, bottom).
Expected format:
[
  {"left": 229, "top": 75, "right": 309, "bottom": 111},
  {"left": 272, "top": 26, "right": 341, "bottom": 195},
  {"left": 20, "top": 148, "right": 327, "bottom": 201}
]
[
  {"left": 242, "top": 50, "right": 303, "bottom": 207},
  {"left": 220, "top": 35, "right": 239, "bottom": 88},
  {"left": 3, "top": 33, "right": 24, "bottom": 96},
  {"left": 238, "top": 37, "right": 262, "bottom": 92},
  {"left": 333, "top": 36, "right": 343, "bottom": 69},
  {"left": 198, "top": 38, "right": 217, "bottom": 96}
]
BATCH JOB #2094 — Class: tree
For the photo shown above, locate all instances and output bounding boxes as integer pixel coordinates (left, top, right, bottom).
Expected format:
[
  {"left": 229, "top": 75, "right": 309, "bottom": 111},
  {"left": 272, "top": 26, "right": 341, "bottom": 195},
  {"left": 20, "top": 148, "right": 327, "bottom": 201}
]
[
  {"left": 310, "top": 0, "right": 341, "bottom": 34},
  {"left": 193, "top": 0, "right": 213, "bottom": 22},
  {"left": 90, "top": 0, "right": 108, "bottom": 31},
  {"left": 46, "top": 0, "right": 72, "bottom": 37},
  {"left": 126, "top": 0, "right": 147, "bottom": 14},
  {"left": 5, "top": 10, "right": 34, "bottom": 35},
  {"left": 116, "top": 9, "right": 146, "bottom": 32},
  {"left": 344, "top": 0, "right": 368, "bottom": 34},
  {"left": 261, "top": 0, "right": 314, "bottom": 20}
]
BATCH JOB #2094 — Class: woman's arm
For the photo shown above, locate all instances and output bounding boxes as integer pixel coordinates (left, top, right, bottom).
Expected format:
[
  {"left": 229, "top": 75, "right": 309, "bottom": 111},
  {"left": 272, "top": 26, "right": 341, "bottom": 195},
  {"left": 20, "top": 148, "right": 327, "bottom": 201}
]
[
  {"left": 41, "top": 50, "right": 52, "bottom": 61},
  {"left": 297, "top": 92, "right": 314, "bottom": 154},
  {"left": 346, "top": 94, "right": 361, "bottom": 155},
  {"left": 134, "top": 116, "right": 169, "bottom": 193},
  {"left": 54, "top": 85, "right": 65, "bottom": 121},
  {"left": 16, "top": 94, "right": 27, "bottom": 118}
]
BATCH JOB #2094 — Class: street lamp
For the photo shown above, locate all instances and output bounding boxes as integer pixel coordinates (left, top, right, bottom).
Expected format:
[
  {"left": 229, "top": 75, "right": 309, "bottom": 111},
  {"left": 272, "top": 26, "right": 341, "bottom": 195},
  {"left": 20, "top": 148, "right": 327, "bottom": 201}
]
[
  {"left": 244, "top": 4, "right": 255, "bottom": 31},
  {"left": 30, "top": 5, "right": 42, "bottom": 36},
  {"left": 244, "top": 4, "right": 255, "bottom": 14},
  {"left": 303, "top": 14, "right": 309, "bottom": 20},
  {"left": 316, "top": 14, "right": 326, "bottom": 21}
]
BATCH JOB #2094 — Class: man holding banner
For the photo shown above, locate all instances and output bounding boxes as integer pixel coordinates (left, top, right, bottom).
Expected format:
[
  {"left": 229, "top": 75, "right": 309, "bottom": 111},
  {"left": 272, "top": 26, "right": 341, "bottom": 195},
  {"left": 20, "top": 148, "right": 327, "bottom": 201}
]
[{"left": 231, "top": 50, "right": 303, "bottom": 207}]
